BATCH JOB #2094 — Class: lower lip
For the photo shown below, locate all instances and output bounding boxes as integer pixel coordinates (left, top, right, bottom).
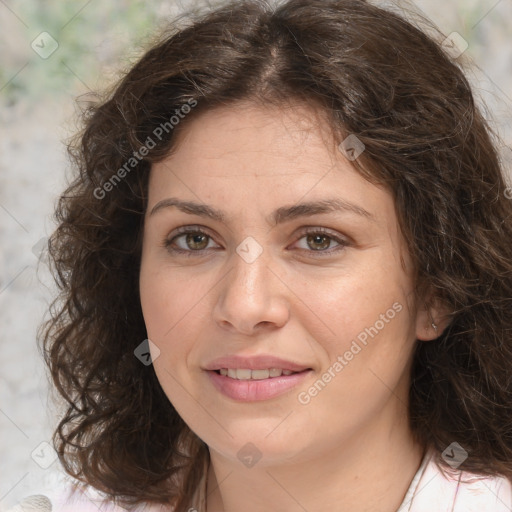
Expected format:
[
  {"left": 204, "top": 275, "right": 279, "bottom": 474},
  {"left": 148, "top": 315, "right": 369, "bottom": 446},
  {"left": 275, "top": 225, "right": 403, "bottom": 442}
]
[{"left": 206, "top": 370, "right": 312, "bottom": 401}]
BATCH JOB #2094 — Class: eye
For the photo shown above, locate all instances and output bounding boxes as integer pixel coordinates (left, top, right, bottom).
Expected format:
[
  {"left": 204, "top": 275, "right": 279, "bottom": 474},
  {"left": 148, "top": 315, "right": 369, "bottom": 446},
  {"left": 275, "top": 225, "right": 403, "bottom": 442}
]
[
  {"left": 164, "top": 226, "right": 219, "bottom": 256},
  {"left": 292, "top": 227, "right": 349, "bottom": 256},
  {"left": 163, "top": 225, "right": 349, "bottom": 257}
]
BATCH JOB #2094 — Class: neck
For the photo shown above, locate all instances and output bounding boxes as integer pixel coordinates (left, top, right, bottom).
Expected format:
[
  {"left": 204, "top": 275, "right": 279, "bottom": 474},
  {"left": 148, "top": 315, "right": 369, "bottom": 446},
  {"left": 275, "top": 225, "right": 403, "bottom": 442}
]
[{"left": 205, "top": 412, "right": 425, "bottom": 512}]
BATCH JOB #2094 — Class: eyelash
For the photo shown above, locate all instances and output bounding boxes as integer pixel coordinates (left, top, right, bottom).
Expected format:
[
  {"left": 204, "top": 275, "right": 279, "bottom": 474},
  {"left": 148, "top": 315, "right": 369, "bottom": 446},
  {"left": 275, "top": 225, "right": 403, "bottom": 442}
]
[{"left": 163, "top": 225, "right": 349, "bottom": 258}]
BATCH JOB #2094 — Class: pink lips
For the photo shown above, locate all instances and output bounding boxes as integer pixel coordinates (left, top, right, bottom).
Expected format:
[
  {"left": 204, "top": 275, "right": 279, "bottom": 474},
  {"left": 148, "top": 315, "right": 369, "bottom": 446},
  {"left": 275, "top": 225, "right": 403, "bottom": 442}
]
[{"left": 204, "top": 354, "right": 313, "bottom": 402}]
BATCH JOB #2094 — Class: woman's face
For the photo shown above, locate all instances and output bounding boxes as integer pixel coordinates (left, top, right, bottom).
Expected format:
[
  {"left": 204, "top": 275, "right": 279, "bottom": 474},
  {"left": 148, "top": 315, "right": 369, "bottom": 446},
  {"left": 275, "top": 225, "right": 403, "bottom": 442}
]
[{"left": 139, "top": 101, "right": 432, "bottom": 466}]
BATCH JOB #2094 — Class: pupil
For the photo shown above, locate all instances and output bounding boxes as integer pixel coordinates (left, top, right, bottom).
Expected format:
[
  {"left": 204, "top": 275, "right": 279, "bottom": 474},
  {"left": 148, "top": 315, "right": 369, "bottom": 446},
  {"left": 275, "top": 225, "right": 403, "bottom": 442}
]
[
  {"left": 187, "top": 233, "right": 208, "bottom": 250},
  {"left": 308, "top": 234, "right": 329, "bottom": 250}
]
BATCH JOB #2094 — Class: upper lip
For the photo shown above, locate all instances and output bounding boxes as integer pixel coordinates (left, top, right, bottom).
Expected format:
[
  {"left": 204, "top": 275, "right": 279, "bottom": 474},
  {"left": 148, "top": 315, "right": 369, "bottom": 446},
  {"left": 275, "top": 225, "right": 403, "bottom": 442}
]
[{"left": 204, "top": 355, "right": 312, "bottom": 372}]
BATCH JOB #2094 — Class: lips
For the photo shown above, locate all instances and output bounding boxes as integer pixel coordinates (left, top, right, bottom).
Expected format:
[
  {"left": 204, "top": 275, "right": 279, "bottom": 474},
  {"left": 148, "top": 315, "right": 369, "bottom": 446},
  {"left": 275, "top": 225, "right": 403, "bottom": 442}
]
[
  {"left": 204, "top": 354, "right": 313, "bottom": 401},
  {"left": 218, "top": 368, "right": 296, "bottom": 380}
]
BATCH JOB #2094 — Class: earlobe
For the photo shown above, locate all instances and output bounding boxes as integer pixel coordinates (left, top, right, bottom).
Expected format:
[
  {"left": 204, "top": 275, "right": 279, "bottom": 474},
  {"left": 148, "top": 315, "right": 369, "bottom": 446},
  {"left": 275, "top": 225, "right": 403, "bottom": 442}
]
[
  {"left": 415, "top": 298, "right": 451, "bottom": 341},
  {"left": 419, "top": 315, "right": 439, "bottom": 341}
]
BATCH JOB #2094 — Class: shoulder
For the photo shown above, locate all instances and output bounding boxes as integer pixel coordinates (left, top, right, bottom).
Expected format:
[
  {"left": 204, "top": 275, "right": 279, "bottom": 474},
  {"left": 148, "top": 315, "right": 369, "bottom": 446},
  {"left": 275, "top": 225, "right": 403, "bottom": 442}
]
[{"left": 408, "top": 450, "right": 512, "bottom": 512}]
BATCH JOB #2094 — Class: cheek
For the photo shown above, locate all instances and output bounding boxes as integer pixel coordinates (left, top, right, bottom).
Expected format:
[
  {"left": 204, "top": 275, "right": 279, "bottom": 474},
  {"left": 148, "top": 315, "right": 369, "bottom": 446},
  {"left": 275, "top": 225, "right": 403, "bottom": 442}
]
[
  {"left": 294, "top": 273, "right": 414, "bottom": 432},
  {"left": 304, "top": 262, "right": 413, "bottom": 353},
  {"left": 296, "top": 267, "right": 416, "bottom": 417},
  {"left": 140, "top": 261, "right": 199, "bottom": 341},
  {"left": 139, "top": 266, "right": 201, "bottom": 401},
  {"left": 139, "top": 262, "right": 218, "bottom": 391}
]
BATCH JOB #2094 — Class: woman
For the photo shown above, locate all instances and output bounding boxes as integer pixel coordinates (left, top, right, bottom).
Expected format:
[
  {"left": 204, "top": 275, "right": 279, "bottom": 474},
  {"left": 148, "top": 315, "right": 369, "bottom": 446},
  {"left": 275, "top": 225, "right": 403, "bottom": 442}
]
[{"left": 29, "top": 0, "right": 512, "bottom": 510}]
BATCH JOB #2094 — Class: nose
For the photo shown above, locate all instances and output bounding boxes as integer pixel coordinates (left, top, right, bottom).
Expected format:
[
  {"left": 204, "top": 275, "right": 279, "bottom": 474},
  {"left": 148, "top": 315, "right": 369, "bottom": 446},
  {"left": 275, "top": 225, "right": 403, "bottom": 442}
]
[{"left": 212, "top": 247, "right": 290, "bottom": 336}]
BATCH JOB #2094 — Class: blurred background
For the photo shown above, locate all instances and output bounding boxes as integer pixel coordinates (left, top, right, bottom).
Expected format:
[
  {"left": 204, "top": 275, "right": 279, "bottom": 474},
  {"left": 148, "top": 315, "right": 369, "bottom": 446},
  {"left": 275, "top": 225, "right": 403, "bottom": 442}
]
[{"left": 0, "top": 0, "right": 511, "bottom": 508}]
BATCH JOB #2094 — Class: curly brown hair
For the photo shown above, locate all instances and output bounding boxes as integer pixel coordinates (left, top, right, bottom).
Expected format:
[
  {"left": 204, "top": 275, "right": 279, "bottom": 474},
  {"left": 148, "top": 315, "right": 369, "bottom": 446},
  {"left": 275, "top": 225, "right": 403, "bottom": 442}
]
[{"left": 41, "top": 0, "right": 512, "bottom": 509}]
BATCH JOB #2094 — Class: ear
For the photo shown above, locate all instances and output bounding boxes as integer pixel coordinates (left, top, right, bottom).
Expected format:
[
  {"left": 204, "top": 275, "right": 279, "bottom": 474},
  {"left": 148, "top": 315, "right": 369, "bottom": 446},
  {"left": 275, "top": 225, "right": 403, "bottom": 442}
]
[{"left": 415, "top": 295, "right": 451, "bottom": 341}]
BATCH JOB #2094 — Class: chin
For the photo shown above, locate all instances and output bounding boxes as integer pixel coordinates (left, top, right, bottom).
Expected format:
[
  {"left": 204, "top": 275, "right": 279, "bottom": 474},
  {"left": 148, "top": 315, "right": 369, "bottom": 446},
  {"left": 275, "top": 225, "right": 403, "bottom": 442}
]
[{"left": 202, "top": 421, "right": 312, "bottom": 467}]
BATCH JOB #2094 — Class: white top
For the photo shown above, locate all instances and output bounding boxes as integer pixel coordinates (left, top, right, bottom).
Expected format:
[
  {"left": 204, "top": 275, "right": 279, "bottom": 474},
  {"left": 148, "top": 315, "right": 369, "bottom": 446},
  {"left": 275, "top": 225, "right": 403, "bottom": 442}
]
[{"left": 10, "top": 449, "right": 512, "bottom": 512}]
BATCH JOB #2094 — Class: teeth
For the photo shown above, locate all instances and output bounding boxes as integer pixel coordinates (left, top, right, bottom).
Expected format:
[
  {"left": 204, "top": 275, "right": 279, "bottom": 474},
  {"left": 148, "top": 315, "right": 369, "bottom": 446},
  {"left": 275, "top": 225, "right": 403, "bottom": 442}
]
[
  {"left": 236, "top": 369, "right": 252, "bottom": 380},
  {"left": 217, "top": 368, "right": 298, "bottom": 380},
  {"left": 251, "top": 369, "right": 270, "bottom": 380}
]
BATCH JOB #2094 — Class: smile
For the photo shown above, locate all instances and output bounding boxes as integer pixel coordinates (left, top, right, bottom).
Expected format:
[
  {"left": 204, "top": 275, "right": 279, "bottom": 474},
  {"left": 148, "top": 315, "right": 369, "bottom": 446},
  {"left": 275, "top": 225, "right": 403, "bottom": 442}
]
[
  {"left": 217, "top": 368, "right": 296, "bottom": 379},
  {"left": 207, "top": 368, "right": 312, "bottom": 401}
]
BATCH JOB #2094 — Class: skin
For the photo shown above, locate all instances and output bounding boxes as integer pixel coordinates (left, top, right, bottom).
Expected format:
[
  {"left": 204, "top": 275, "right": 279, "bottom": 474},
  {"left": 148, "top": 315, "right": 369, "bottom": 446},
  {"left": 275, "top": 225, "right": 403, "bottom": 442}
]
[{"left": 139, "top": 100, "right": 446, "bottom": 512}]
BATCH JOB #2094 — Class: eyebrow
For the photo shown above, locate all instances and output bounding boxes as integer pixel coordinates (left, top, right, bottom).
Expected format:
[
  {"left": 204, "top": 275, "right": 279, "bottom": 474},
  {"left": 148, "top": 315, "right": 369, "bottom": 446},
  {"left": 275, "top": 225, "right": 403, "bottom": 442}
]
[
  {"left": 149, "top": 197, "right": 374, "bottom": 225},
  {"left": 149, "top": 197, "right": 375, "bottom": 226}
]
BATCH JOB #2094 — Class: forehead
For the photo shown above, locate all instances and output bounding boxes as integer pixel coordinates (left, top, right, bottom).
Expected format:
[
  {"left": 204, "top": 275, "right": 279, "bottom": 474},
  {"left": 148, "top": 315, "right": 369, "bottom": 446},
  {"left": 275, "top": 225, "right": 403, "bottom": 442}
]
[
  {"left": 160, "top": 101, "right": 336, "bottom": 175},
  {"left": 148, "top": 101, "right": 387, "bottom": 212}
]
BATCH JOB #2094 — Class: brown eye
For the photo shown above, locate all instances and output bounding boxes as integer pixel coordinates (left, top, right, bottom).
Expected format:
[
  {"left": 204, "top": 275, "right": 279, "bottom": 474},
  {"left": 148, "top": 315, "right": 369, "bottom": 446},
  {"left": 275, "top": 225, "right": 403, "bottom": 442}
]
[
  {"left": 293, "top": 228, "right": 349, "bottom": 257},
  {"left": 163, "top": 226, "right": 348, "bottom": 258},
  {"left": 306, "top": 234, "right": 332, "bottom": 251},
  {"left": 183, "top": 232, "right": 210, "bottom": 250},
  {"left": 164, "top": 227, "right": 218, "bottom": 255}
]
